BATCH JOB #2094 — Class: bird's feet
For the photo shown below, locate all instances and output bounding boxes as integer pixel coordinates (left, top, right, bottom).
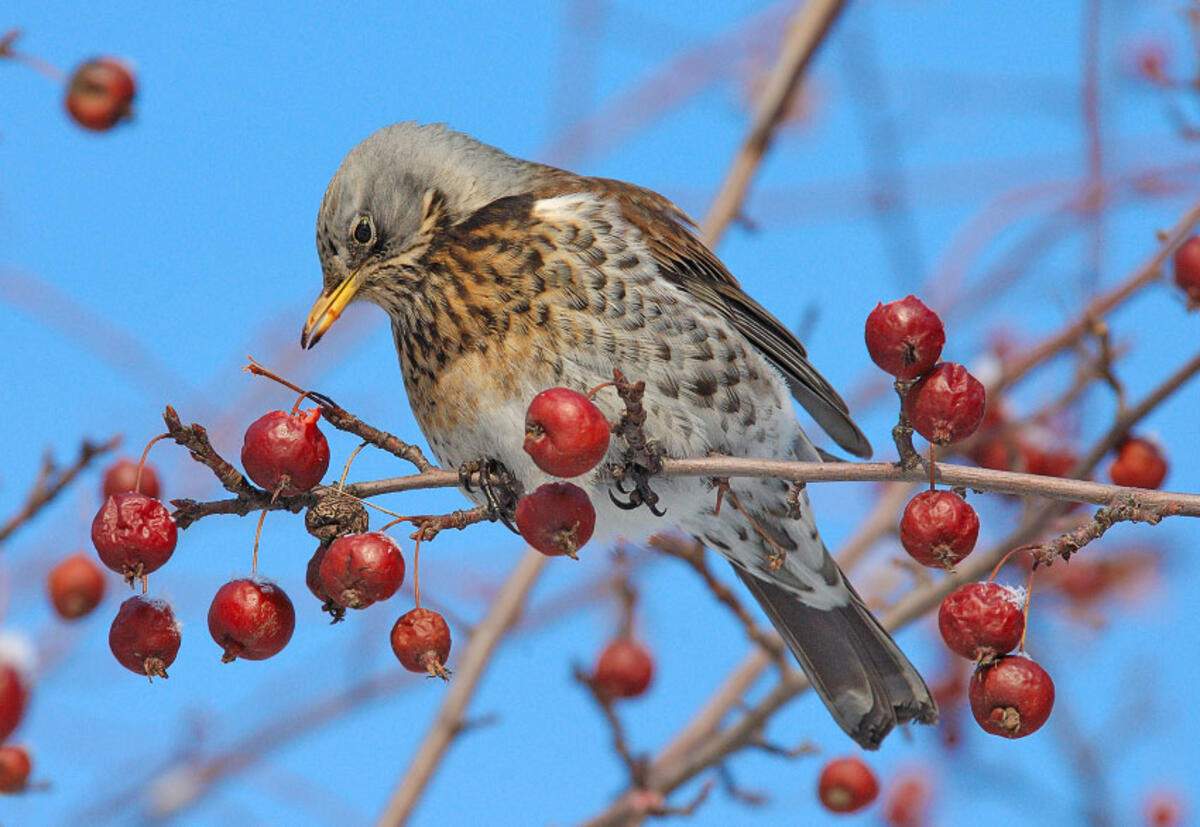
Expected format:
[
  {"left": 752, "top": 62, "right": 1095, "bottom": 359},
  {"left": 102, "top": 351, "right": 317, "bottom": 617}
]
[
  {"left": 607, "top": 369, "right": 666, "bottom": 517},
  {"left": 458, "top": 458, "right": 521, "bottom": 533}
]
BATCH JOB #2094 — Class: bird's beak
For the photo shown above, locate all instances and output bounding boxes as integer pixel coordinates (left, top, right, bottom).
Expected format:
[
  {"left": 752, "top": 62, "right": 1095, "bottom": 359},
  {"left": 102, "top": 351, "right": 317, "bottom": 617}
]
[{"left": 301, "top": 269, "right": 362, "bottom": 349}]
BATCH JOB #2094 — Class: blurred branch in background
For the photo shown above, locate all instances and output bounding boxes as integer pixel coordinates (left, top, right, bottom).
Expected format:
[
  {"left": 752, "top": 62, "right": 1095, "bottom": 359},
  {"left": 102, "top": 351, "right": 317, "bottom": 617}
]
[{"left": 0, "top": 435, "right": 119, "bottom": 546}]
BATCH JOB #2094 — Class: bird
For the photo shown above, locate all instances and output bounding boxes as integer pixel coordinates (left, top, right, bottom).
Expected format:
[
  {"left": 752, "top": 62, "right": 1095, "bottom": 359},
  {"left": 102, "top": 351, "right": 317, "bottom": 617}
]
[{"left": 300, "top": 122, "right": 936, "bottom": 748}]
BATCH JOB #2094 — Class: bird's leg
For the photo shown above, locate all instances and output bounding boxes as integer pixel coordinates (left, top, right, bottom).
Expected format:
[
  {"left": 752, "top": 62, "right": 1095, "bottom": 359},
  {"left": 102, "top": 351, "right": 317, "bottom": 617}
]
[{"left": 457, "top": 458, "right": 521, "bottom": 533}]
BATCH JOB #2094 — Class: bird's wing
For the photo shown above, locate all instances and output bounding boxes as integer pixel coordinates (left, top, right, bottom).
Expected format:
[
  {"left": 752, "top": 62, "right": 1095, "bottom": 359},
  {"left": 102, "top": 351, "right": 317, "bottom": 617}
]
[{"left": 577, "top": 177, "right": 873, "bottom": 459}]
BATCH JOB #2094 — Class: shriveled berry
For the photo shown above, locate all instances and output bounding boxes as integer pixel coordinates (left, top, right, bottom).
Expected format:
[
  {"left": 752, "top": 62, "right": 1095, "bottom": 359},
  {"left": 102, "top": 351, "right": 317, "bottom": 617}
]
[
  {"left": 881, "top": 772, "right": 932, "bottom": 827},
  {"left": 969, "top": 655, "right": 1055, "bottom": 738},
  {"left": 90, "top": 492, "right": 177, "bottom": 583},
  {"left": 47, "top": 553, "right": 107, "bottom": 620},
  {"left": 65, "top": 56, "right": 136, "bottom": 131},
  {"left": 208, "top": 579, "right": 295, "bottom": 662},
  {"left": 0, "top": 663, "right": 28, "bottom": 743},
  {"left": 1173, "top": 235, "right": 1200, "bottom": 308},
  {"left": 515, "top": 482, "right": 596, "bottom": 558},
  {"left": 523, "top": 387, "right": 611, "bottom": 477},
  {"left": 593, "top": 638, "right": 654, "bottom": 699},
  {"left": 899, "top": 490, "right": 979, "bottom": 569},
  {"left": 864, "top": 295, "right": 946, "bottom": 379},
  {"left": 391, "top": 608, "right": 451, "bottom": 679},
  {"left": 1109, "top": 437, "right": 1168, "bottom": 490},
  {"left": 319, "top": 532, "right": 405, "bottom": 610},
  {"left": 938, "top": 582, "right": 1024, "bottom": 661},
  {"left": 241, "top": 409, "right": 330, "bottom": 496},
  {"left": 904, "top": 362, "right": 986, "bottom": 445},
  {"left": 304, "top": 491, "right": 369, "bottom": 544},
  {"left": 108, "top": 596, "right": 181, "bottom": 679},
  {"left": 101, "top": 458, "right": 161, "bottom": 499},
  {"left": 817, "top": 756, "right": 879, "bottom": 814},
  {"left": 0, "top": 746, "right": 31, "bottom": 794}
]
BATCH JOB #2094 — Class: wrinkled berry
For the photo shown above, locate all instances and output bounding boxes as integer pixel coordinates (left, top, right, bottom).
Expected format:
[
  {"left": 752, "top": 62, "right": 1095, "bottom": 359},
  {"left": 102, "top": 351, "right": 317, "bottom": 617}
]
[
  {"left": 208, "top": 578, "right": 295, "bottom": 662},
  {"left": 90, "top": 492, "right": 177, "bottom": 583},
  {"left": 899, "top": 490, "right": 979, "bottom": 569},
  {"left": 865, "top": 296, "right": 946, "bottom": 380},
  {"left": 904, "top": 363, "right": 986, "bottom": 445},
  {"left": 391, "top": 607, "right": 451, "bottom": 679},
  {"left": 938, "top": 582, "right": 1024, "bottom": 661},
  {"left": 241, "top": 409, "right": 330, "bottom": 496},
  {"left": 319, "top": 532, "right": 405, "bottom": 610},
  {"left": 108, "top": 596, "right": 181, "bottom": 679}
]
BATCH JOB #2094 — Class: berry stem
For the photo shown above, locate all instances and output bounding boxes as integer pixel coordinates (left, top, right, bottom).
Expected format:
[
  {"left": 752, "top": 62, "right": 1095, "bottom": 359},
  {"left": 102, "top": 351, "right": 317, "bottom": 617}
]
[
  {"left": 988, "top": 545, "right": 1031, "bottom": 582},
  {"left": 1018, "top": 565, "right": 1036, "bottom": 653},
  {"left": 337, "top": 441, "right": 370, "bottom": 489},
  {"left": 251, "top": 508, "right": 268, "bottom": 573},
  {"left": 0, "top": 30, "right": 65, "bottom": 82},
  {"left": 244, "top": 356, "right": 319, "bottom": 408},
  {"left": 135, "top": 432, "right": 171, "bottom": 494},
  {"left": 413, "top": 538, "right": 422, "bottom": 609}
]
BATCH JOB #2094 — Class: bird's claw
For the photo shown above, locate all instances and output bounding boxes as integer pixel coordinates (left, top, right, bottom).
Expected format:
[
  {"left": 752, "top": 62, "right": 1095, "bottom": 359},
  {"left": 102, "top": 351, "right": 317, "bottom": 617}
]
[
  {"left": 458, "top": 458, "right": 521, "bottom": 533},
  {"left": 607, "top": 442, "right": 666, "bottom": 517}
]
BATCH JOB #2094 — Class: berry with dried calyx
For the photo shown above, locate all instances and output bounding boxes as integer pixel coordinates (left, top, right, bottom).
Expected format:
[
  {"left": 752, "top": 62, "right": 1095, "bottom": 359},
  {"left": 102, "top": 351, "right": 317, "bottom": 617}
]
[
  {"left": 593, "top": 638, "right": 654, "bottom": 699},
  {"left": 0, "top": 663, "right": 28, "bottom": 743},
  {"left": 817, "top": 756, "right": 879, "bottom": 814},
  {"left": 108, "top": 596, "right": 181, "bottom": 679},
  {"left": 864, "top": 295, "right": 946, "bottom": 380},
  {"left": 1173, "top": 235, "right": 1200, "bottom": 308},
  {"left": 903, "top": 362, "right": 986, "bottom": 445},
  {"left": 515, "top": 482, "right": 596, "bottom": 558},
  {"left": 101, "top": 457, "right": 161, "bottom": 499},
  {"left": 306, "top": 545, "right": 345, "bottom": 622},
  {"left": 938, "top": 582, "right": 1024, "bottom": 661},
  {"left": 0, "top": 746, "right": 31, "bottom": 794},
  {"left": 90, "top": 492, "right": 177, "bottom": 584},
  {"left": 969, "top": 655, "right": 1055, "bottom": 738},
  {"left": 241, "top": 408, "right": 330, "bottom": 496},
  {"left": 47, "top": 553, "right": 107, "bottom": 620},
  {"left": 208, "top": 578, "right": 295, "bottom": 662},
  {"left": 64, "top": 56, "right": 135, "bottom": 131},
  {"left": 1109, "top": 436, "right": 1168, "bottom": 490},
  {"left": 524, "top": 387, "right": 611, "bottom": 477},
  {"left": 319, "top": 532, "right": 405, "bottom": 610},
  {"left": 899, "top": 490, "right": 979, "bottom": 569},
  {"left": 391, "top": 607, "right": 451, "bottom": 679}
]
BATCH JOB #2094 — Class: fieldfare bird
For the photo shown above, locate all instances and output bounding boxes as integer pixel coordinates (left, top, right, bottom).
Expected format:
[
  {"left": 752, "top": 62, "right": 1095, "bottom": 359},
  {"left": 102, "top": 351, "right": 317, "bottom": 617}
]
[{"left": 301, "top": 122, "right": 936, "bottom": 748}]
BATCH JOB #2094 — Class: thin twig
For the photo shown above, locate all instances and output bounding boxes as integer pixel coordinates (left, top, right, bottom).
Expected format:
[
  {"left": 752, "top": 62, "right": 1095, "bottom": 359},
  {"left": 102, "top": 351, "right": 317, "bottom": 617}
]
[{"left": 0, "top": 435, "right": 120, "bottom": 545}]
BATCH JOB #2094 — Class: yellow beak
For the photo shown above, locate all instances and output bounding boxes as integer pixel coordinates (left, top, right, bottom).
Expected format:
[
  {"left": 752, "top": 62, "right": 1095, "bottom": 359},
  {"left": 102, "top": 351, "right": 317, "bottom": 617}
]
[{"left": 301, "top": 270, "right": 362, "bottom": 349}]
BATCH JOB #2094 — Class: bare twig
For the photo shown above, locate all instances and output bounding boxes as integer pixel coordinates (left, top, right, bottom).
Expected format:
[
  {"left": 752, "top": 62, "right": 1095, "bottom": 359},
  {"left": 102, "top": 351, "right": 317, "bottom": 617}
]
[{"left": 0, "top": 435, "right": 120, "bottom": 545}]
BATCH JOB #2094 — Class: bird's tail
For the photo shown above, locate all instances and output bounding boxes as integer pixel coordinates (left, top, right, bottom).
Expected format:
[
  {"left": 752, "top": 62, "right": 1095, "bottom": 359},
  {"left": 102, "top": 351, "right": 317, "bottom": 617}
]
[{"left": 733, "top": 565, "right": 937, "bottom": 749}]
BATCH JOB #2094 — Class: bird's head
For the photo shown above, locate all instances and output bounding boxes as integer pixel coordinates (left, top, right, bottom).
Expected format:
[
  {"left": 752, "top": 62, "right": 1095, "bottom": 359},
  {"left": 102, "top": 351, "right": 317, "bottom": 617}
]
[{"left": 301, "top": 122, "right": 540, "bottom": 349}]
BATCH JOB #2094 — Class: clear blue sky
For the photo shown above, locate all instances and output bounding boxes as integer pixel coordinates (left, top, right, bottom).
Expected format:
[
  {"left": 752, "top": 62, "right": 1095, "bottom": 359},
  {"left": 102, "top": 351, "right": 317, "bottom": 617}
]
[{"left": 2, "top": 2, "right": 1197, "bottom": 825}]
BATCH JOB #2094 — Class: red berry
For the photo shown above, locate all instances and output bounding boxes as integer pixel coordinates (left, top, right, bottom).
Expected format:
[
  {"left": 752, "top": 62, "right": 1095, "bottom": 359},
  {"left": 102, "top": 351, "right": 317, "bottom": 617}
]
[
  {"left": 90, "top": 493, "right": 177, "bottom": 583},
  {"left": 64, "top": 57, "right": 135, "bottom": 131},
  {"left": 523, "top": 388, "right": 611, "bottom": 477},
  {"left": 1024, "top": 446, "right": 1077, "bottom": 478},
  {"left": 1173, "top": 235, "right": 1200, "bottom": 308},
  {"left": 0, "top": 746, "right": 31, "bottom": 794},
  {"left": 817, "top": 756, "right": 879, "bottom": 814},
  {"left": 904, "top": 363, "right": 986, "bottom": 445},
  {"left": 101, "top": 458, "right": 161, "bottom": 499},
  {"left": 0, "top": 663, "right": 28, "bottom": 743},
  {"left": 899, "top": 490, "right": 979, "bottom": 569},
  {"left": 319, "top": 532, "right": 405, "bottom": 610},
  {"left": 938, "top": 582, "right": 1024, "bottom": 661},
  {"left": 305, "top": 545, "right": 344, "bottom": 622},
  {"left": 593, "top": 638, "right": 654, "bottom": 699},
  {"left": 1109, "top": 437, "right": 1168, "bottom": 489},
  {"left": 969, "top": 655, "right": 1055, "bottom": 738},
  {"left": 515, "top": 482, "right": 596, "bottom": 558},
  {"left": 881, "top": 772, "right": 932, "bottom": 827},
  {"left": 208, "top": 579, "right": 295, "bottom": 662},
  {"left": 1144, "top": 790, "right": 1185, "bottom": 827},
  {"left": 391, "top": 607, "right": 451, "bottom": 679},
  {"left": 108, "top": 596, "right": 181, "bottom": 679},
  {"left": 864, "top": 296, "right": 946, "bottom": 379},
  {"left": 1133, "top": 42, "right": 1169, "bottom": 84},
  {"left": 241, "top": 409, "right": 330, "bottom": 496},
  {"left": 47, "top": 553, "right": 107, "bottom": 620}
]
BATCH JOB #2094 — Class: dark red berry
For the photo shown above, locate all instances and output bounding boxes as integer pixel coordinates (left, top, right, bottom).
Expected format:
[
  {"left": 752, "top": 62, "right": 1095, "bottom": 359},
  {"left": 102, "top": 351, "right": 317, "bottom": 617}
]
[
  {"left": 1144, "top": 790, "right": 1184, "bottom": 827},
  {"left": 90, "top": 493, "right": 177, "bottom": 583},
  {"left": 523, "top": 387, "right": 611, "bottom": 477},
  {"left": 1109, "top": 437, "right": 1168, "bottom": 489},
  {"left": 101, "top": 458, "right": 161, "bottom": 499},
  {"left": 47, "top": 553, "right": 107, "bottom": 620},
  {"left": 881, "top": 772, "right": 932, "bottom": 827},
  {"left": 904, "top": 362, "right": 986, "bottom": 445},
  {"left": 865, "top": 295, "right": 946, "bottom": 379},
  {"left": 65, "top": 57, "right": 136, "bottom": 131},
  {"left": 593, "top": 638, "right": 654, "bottom": 699},
  {"left": 241, "top": 409, "right": 330, "bottom": 496},
  {"left": 306, "top": 545, "right": 345, "bottom": 622},
  {"left": 1024, "top": 446, "right": 1078, "bottom": 478},
  {"left": 969, "top": 655, "right": 1055, "bottom": 738},
  {"left": 0, "top": 746, "right": 31, "bottom": 794},
  {"left": 319, "top": 532, "right": 405, "bottom": 610},
  {"left": 515, "top": 482, "right": 596, "bottom": 558},
  {"left": 899, "top": 490, "right": 979, "bottom": 569},
  {"left": 938, "top": 582, "right": 1024, "bottom": 661},
  {"left": 1173, "top": 235, "right": 1200, "bottom": 309},
  {"left": 108, "top": 596, "right": 181, "bottom": 679},
  {"left": 208, "top": 579, "right": 295, "bottom": 662},
  {"left": 817, "top": 756, "right": 879, "bottom": 814},
  {"left": 391, "top": 608, "right": 452, "bottom": 679},
  {"left": 0, "top": 663, "right": 28, "bottom": 743}
]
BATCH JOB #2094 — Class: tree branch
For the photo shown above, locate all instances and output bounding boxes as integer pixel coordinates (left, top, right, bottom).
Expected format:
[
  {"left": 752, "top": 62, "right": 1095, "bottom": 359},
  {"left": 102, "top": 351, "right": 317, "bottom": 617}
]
[{"left": 0, "top": 435, "right": 120, "bottom": 545}]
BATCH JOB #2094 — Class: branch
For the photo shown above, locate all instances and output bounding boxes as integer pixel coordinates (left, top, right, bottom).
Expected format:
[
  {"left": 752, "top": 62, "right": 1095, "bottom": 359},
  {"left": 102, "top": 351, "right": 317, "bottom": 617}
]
[
  {"left": 375, "top": 550, "right": 548, "bottom": 826},
  {"left": 0, "top": 435, "right": 120, "bottom": 545}
]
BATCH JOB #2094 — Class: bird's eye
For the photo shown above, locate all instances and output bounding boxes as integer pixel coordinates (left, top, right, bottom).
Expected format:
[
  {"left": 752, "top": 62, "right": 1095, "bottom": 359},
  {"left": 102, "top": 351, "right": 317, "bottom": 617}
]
[{"left": 352, "top": 216, "right": 375, "bottom": 245}]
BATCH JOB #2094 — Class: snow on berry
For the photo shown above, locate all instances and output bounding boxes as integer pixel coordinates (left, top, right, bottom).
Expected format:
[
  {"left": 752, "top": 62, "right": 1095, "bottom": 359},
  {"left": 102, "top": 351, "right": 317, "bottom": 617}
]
[
  {"left": 937, "top": 582, "right": 1025, "bottom": 661},
  {"left": 108, "top": 596, "right": 181, "bottom": 679}
]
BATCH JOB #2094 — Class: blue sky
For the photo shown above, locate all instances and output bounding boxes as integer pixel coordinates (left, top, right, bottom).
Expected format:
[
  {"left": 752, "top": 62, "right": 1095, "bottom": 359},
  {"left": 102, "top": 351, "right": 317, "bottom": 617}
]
[{"left": 2, "top": 2, "right": 1198, "bottom": 825}]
